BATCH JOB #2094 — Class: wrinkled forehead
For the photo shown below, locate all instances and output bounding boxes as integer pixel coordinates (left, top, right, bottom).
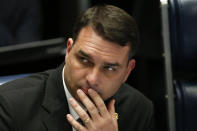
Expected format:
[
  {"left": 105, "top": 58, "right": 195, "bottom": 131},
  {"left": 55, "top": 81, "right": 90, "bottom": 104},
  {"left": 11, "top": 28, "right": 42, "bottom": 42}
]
[{"left": 73, "top": 27, "right": 130, "bottom": 65}]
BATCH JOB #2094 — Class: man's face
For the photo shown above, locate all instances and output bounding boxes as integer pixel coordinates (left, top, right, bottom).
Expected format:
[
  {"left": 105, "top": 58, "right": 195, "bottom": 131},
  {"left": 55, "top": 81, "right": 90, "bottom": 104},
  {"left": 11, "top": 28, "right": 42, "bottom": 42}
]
[{"left": 64, "top": 26, "right": 135, "bottom": 101}]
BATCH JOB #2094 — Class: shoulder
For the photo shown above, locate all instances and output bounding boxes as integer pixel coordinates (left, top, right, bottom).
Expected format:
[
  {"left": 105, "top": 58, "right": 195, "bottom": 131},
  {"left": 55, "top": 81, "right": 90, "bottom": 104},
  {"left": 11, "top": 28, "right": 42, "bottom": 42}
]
[
  {"left": 0, "top": 69, "right": 56, "bottom": 111},
  {"left": 0, "top": 70, "right": 52, "bottom": 96},
  {"left": 115, "top": 83, "right": 152, "bottom": 107},
  {"left": 114, "top": 83, "right": 154, "bottom": 131},
  {"left": 0, "top": 69, "right": 56, "bottom": 128}
]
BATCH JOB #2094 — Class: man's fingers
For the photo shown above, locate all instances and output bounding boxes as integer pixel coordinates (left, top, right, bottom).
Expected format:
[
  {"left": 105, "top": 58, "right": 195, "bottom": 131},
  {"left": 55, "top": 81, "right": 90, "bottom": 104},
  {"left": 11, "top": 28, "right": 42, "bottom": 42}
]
[
  {"left": 108, "top": 99, "right": 116, "bottom": 120},
  {"left": 108, "top": 99, "right": 118, "bottom": 129},
  {"left": 66, "top": 114, "right": 86, "bottom": 131},
  {"left": 69, "top": 98, "right": 91, "bottom": 125},
  {"left": 77, "top": 89, "right": 100, "bottom": 120},
  {"left": 88, "top": 89, "right": 108, "bottom": 117}
]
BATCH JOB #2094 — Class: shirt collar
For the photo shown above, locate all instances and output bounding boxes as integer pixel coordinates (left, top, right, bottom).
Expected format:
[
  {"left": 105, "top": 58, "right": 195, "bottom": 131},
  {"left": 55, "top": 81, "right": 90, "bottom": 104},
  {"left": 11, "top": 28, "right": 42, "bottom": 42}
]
[{"left": 62, "top": 66, "right": 79, "bottom": 120}]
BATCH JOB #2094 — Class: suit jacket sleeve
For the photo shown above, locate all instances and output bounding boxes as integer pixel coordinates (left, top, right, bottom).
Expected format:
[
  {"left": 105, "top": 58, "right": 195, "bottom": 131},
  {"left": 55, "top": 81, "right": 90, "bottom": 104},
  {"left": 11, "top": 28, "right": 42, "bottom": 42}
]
[
  {"left": 114, "top": 83, "right": 155, "bottom": 131},
  {"left": 0, "top": 94, "right": 15, "bottom": 131},
  {"left": 146, "top": 102, "right": 155, "bottom": 131}
]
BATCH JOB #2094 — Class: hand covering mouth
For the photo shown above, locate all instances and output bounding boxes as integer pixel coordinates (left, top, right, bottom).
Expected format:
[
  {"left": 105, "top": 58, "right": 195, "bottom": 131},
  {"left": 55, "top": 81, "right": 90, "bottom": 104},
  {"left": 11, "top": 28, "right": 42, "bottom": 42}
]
[{"left": 80, "top": 87, "right": 89, "bottom": 95}]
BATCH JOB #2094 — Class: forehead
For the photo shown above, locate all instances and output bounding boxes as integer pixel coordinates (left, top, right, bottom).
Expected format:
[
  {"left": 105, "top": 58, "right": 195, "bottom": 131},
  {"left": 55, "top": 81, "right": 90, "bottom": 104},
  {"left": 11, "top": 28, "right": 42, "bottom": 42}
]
[{"left": 73, "top": 27, "right": 130, "bottom": 63}]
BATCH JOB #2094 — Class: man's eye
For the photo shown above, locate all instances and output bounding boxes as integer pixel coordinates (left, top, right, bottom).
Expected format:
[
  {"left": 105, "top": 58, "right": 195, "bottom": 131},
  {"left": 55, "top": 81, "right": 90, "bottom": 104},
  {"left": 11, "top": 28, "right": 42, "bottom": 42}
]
[
  {"left": 81, "top": 58, "right": 88, "bottom": 63},
  {"left": 78, "top": 56, "right": 89, "bottom": 64},
  {"left": 105, "top": 66, "right": 116, "bottom": 71}
]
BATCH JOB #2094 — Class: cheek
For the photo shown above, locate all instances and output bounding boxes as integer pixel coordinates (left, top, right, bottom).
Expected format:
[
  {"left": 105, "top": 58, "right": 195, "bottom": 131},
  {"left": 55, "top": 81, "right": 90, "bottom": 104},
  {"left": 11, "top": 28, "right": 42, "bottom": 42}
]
[
  {"left": 102, "top": 84, "right": 120, "bottom": 100},
  {"left": 101, "top": 76, "right": 124, "bottom": 100},
  {"left": 66, "top": 57, "right": 87, "bottom": 83}
]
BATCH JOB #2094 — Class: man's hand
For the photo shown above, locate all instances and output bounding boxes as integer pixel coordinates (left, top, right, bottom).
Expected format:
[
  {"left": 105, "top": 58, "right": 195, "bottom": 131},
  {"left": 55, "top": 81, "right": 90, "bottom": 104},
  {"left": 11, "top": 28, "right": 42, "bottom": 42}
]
[{"left": 66, "top": 88, "right": 118, "bottom": 131}]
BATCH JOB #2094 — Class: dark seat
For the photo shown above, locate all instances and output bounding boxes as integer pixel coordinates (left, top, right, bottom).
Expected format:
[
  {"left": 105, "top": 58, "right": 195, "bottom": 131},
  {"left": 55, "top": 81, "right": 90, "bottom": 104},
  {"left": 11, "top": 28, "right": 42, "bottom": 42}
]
[
  {"left": 175, "top": 81, "right": 197, "bottom": 131},
  {"left": 0, "top": 0, "right": 42, "bottom": 46},
  {"left": 168, "top": 0, "right": 197, "bottom": 131}
]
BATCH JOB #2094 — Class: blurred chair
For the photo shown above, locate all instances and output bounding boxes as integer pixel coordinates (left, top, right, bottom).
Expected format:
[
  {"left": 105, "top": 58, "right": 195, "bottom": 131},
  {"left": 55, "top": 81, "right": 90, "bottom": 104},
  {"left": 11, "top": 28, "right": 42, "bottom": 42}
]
[
  {"left": 0, "top": 74, "right": 30, "bottom": 85},
  {"left": 174, "top": 80, "right": 197, "bottom": 131},
  {"left": 162, "top": 0, "right": 197, "bottom": 131},
  {"left": 168, "top": 0, "right": 197, "bottom": 131},
  {"left": 0, "top": 0, "right": 42, "bottom": 46}
]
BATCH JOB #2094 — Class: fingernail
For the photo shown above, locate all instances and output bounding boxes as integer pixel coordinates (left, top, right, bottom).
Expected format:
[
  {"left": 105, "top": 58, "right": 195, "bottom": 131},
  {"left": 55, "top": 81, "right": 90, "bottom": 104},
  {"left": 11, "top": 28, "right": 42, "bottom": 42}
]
[
  {"left": 88, "top": 88, "right": 92, "bottom": 93},
  {"left": 113, "top": 99, "right": 116, "bottom": 105},
  {"left": 77, "top": 89, "right": 82, "bottom": 94},
  {"left": 67, "top": 114, "right": 71, "bottom": 120},
  {"left": 69, "top": 98, "right": 74, "bottom": 103}
]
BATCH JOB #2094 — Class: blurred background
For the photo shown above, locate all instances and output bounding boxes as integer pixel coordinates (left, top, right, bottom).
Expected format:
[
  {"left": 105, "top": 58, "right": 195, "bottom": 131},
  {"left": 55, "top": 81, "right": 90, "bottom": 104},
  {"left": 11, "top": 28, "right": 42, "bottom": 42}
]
[{"left": 0, "top": 0, "right": 166, "bottom": 130}]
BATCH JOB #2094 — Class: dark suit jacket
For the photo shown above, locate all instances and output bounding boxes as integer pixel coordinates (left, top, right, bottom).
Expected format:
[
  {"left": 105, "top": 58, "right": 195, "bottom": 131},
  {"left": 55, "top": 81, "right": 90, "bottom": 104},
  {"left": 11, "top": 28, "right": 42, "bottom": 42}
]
[{"left": 0, "top": 64, "right": 154, "bottom": 131}]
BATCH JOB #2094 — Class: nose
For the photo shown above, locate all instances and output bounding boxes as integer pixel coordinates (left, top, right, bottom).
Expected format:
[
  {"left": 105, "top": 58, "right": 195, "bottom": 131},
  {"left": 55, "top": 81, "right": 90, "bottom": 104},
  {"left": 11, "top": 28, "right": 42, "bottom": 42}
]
[{"left": 86, "top": 67, "right": 100, "bottom": 88}]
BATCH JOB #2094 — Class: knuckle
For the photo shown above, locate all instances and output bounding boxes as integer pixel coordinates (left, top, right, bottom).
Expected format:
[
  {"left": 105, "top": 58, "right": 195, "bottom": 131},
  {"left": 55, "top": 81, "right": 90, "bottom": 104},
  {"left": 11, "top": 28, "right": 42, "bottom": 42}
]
[
  {"left": 80, "top": 92, "right": 86, "bottom": 99},
  {"left": 88, "top": 104, "right": 95, "bottom": 111},
  {"left": 93, "top": 116, "right": 115, "bottom": 131},
  {"left": 70, "top": 118, "right": 74, "bottom": 123},
  {"left": 81, "top": 113, "right": 87, "bottom": 119},
  {"left": 78, "top": 125, "right": 84, "bottom": 131},
  {"left": 76, "top": 106, "right": 81, "bottom": 112},
  {"left": 104, "top": 116, "right": 113, "bottom": 124},
  {"left": 97, "top": 101, "right": 104, "bottom": 107},
  {"left": 72, "top": 101, "right": 78, "bottom": 108},
  {"left": 90, "top": 126, "right": 96, "bottom": 131}
]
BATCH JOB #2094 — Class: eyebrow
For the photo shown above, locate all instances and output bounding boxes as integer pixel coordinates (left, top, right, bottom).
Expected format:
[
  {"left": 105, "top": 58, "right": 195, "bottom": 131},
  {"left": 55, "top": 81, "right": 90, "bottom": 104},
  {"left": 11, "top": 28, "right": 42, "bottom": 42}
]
[
  {"left": 103, "top": 62, "right": 120, "bottom": 67},
  {"left": 78, "top": 50, "right": 121, "bottom": 67},
  {"left": 78, "top": 50, "right": 92, "bottom": 60}
]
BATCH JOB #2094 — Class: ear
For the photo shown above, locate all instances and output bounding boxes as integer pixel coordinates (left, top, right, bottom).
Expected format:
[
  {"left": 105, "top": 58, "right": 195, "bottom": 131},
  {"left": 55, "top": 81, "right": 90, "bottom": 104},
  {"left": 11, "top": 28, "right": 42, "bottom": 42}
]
[
  {"left": 123, "top": 59, "right": 136, "bottom": 83},
  {"left": 65, "top": 38, "right": 74, "bottom": 61}
]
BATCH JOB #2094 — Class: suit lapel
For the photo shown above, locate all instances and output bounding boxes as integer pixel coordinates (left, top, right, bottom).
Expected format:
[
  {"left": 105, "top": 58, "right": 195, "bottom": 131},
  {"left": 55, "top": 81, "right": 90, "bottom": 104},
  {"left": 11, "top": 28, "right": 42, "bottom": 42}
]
[
  {"left": 41, "top": 64, "right": 72, "bottom": 131},
  {"left": 41, "top": 103, "right": 72, "bottom": 131}
]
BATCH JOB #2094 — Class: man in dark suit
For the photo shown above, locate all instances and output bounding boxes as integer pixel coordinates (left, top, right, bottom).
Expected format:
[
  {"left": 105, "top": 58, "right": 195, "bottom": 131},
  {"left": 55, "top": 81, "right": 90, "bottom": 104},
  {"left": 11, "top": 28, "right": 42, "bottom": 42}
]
[{"left": 0, "top": 5, "right": 154, "bottom": 131}]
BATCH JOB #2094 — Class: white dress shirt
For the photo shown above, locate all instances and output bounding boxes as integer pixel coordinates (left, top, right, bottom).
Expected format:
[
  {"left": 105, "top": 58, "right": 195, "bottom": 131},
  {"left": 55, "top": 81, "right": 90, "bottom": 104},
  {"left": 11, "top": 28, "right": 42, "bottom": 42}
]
[{"left": 62, "top": 66, "right": 87, "bottom": 131}]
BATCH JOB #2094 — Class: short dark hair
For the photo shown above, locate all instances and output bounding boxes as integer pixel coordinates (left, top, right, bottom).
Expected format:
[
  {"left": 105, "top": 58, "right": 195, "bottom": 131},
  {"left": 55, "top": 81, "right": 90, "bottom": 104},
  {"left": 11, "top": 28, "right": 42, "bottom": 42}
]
[{"left": 72, "top": 4, "right": 139, "bottom": 59}]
